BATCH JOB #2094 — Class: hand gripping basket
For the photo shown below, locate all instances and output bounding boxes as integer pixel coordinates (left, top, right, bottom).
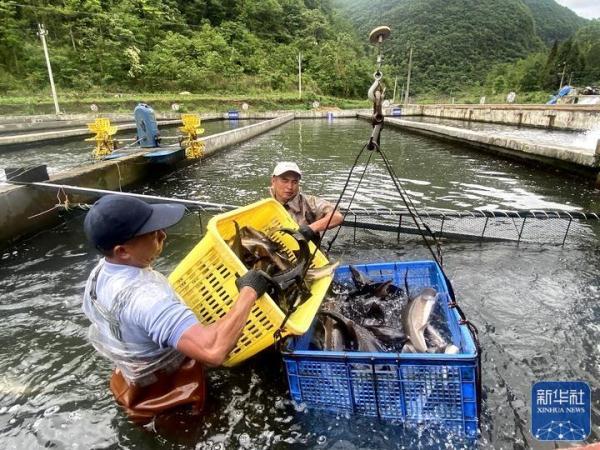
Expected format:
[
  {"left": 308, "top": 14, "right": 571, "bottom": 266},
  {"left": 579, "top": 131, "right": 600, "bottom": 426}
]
[{"left": 168, "top": 198, "right": 333, "bottom": 366}]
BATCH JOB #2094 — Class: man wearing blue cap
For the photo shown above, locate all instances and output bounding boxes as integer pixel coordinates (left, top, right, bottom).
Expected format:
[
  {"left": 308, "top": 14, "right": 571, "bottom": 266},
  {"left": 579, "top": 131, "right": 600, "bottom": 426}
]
[
  {"left": 82, "top": 194, "right": 269, "bottom": 423},
  {"left": 270, "top": 161, "right": 343, "bottom": 242}
]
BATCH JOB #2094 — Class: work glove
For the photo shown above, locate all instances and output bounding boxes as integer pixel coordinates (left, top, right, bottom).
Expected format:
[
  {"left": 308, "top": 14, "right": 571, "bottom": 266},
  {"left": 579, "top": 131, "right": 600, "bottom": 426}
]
[
  {"left": 298, "top": 224, "right": 319, "bottom": 243},
  {"left": 235, "top": 269, "right": 269, "bottom": 298}
]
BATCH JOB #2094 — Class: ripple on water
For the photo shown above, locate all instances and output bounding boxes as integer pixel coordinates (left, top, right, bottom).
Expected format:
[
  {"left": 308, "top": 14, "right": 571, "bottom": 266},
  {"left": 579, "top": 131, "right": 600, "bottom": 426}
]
[{"left": 1, "top": 119, "right": 600, "bottom": 448}]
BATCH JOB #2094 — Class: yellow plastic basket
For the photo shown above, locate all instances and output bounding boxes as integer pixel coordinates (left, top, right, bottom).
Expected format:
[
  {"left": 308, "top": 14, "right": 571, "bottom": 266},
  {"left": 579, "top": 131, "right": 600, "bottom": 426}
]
[{"left": 168, "top": 198, "right": 333, "bottom": 366}]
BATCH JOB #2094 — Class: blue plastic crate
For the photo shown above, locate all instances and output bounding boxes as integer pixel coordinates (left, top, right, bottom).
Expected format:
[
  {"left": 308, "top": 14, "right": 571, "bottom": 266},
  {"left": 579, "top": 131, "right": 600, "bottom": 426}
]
[{"left": 281, "top": 260, "right": 480, "bottom": 438}]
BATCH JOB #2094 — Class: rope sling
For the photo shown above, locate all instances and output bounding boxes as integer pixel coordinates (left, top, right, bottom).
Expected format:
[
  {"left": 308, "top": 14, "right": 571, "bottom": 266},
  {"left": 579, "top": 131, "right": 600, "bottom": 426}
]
[{"left": 274, "top": 28, "right": 480, "bottom": 368}]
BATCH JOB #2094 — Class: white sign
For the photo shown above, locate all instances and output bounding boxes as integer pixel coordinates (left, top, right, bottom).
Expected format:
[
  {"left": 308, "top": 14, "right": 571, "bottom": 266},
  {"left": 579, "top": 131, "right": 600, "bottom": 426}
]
[
  {"left": 382, "top": 99, "right": 391, "bottom": 108},
  {"left": 90, "top": 104, "right": 98, "bottom": 112},
  {"left": 171, "top": 103, "right": 180, "bottom": 111},
  {"left": 312, "top": 101, "right": 320, "bottom": 109},
  {"left": 241, "top": 102, "right": 249, "bottom": 111},
  {"left": 507, "top": 92, "right": 516, "bottom": 103},
  {"left": 479, "top": 96, "right": 486, "bottom": 105}
]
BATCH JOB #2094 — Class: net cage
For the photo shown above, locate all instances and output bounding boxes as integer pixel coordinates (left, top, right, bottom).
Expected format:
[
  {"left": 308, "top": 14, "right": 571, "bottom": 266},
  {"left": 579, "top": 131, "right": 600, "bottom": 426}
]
[{"left": 336, "top": 208, "right": 600, "bottom": 246}]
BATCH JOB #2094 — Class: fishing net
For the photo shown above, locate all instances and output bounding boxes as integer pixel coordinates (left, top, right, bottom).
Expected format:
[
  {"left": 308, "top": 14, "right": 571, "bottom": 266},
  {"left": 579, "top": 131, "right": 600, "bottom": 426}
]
[
  {"left": 18, "top": 181, "right": 600, "bottom": 246},
  {"left": 336, "top": 208, "right": 599, "bottom": 246}
]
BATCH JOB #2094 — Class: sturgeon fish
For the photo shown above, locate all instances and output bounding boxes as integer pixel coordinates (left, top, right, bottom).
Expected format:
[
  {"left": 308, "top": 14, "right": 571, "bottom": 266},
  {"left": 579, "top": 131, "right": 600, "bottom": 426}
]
[
  {"left": 349, "top": 265, "right": 403, "bottom": 299},
  {"left": 305, "top": 261, "right": 340, "bottom": 282},
  {"left": 401, "top": 287, "right": 438, "bottom": 353},
  {"left": 426, "top": 324, "right": 460, "bottom": 354},
  {"left": 229, "top": 224, "right": 338, "bottom": 313},
  {"left": 320, "top": 310, "right": 385, "bottom": 353},
  {"left": 365, "top": 325, "right": 408, "bottom": 351}
]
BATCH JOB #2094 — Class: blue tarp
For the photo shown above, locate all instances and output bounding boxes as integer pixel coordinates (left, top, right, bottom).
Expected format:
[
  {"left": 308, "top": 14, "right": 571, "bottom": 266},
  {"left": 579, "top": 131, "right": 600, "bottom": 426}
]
[{"left": 547, "top": 85, "right": 572, "bottom": 105}]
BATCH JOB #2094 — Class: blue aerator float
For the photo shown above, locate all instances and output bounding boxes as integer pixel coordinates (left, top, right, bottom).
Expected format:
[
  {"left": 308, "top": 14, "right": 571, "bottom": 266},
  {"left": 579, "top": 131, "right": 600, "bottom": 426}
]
[{"left": 134, "top": 103, "right": 161, "bottom": 148}]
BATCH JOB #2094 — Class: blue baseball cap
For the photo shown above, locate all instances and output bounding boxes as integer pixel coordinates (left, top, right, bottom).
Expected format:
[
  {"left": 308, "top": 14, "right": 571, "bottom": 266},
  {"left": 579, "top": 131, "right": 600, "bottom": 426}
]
[{"left": 84, "top": 194, "right": 185, "bottom": 251}]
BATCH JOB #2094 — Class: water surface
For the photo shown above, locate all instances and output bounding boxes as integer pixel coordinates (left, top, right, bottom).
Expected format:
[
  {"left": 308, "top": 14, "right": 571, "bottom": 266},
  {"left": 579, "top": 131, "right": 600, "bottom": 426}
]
[
  {"left": 0, "top": 119, "right": 598, "bottom": 449},
  {"left": 0, "top": 119, "right": 258, "bottom": 181}
]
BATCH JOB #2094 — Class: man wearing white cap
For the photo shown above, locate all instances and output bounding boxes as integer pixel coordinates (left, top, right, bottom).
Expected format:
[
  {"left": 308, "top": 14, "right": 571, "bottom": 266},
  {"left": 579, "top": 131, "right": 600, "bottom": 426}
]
[{"left": 270, "top": 162, "right": 343, "bottom": 242}]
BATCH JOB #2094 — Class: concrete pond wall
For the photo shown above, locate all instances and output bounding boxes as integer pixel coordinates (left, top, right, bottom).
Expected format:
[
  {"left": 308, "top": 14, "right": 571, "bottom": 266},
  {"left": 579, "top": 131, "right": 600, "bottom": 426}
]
[
  {"left": 398, "top": 104, "right": 600, "bottom": 131},
  {"left": 0, "top": 114, "right": 293, "bottom": 248},
  {"left": 370, "top": 115, "right": 600, "bottom": 183}
]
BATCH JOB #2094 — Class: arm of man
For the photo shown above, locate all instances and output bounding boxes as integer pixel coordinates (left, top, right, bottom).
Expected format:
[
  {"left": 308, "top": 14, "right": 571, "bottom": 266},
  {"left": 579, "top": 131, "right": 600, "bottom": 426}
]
[
  {"left": 306, "top": 195, "right": 343, "bottom": 233},
  {"left": 176, "top": 287, "right": 257, "bottom": 367},
  {"left": 130, "top": 271, "right": 265, "bottom": 368},
  {"left": 308, "top": 209, "right": 343, "bottom": 233}
]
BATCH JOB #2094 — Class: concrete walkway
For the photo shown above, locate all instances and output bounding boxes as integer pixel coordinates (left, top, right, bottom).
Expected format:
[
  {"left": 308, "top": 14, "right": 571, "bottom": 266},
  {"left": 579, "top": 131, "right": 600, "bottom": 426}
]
[
  {"left": 364, "top": 115, "right": 599, "bottom": 181},
  {"left": 399, "top": 104, "right": 600, "bottom": 130},
  {"left": 0, "top": 119, "right": 182, "bottom": 147}
]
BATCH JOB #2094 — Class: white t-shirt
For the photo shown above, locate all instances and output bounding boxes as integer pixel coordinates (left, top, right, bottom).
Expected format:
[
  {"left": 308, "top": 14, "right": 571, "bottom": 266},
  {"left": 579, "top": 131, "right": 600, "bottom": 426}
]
[{"left": 82, "top": 259, "right": 198, "bottom": 382}]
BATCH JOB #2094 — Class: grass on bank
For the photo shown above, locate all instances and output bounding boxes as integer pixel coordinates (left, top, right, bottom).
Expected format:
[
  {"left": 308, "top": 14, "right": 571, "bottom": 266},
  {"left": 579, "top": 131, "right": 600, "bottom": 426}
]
[
  {"left": 0, "top": 91, "right": 370, "bottom": 116},
  {"left": 413, "top": 90, "right": 551, "bottom": 105},
  {"left": 0, "top": 88, "right": 557, "bottom": 116}
]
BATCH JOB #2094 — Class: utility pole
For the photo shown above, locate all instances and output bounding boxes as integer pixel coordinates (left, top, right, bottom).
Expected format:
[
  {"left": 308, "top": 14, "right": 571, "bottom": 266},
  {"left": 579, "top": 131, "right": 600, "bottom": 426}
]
[
  {"left": 559, "top": 61, "right": 567, "bottom": 90},
  {"left": 37, "top": 23, "right": 60, "bottom": 115},
  {"left": 404, "top": 47, "right": 413, "bottom": 105},
  {"left": 298, "top": 52, "right": 302, "bottom": 99},
  {"left": 392, "top": 76, "right": 398, "bottom": 104}
]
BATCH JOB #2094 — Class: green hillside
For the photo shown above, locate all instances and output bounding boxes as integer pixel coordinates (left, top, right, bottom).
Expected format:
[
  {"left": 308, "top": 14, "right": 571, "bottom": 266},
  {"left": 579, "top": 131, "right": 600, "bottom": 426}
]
[
  {"left": 0, "top": 0, "right": 372, "bottom": 98},
  {"left": 522, "top": 0, "right": 587, "bottom": 44},
  {"left": 485, "top": 19, "right": 600, "bottom": 95},
  {"left": 0, "top": 0, "right": 591, "bottom": 102},
  {"left": 333, "top": 0, "right": 587, "bottom": 95}
]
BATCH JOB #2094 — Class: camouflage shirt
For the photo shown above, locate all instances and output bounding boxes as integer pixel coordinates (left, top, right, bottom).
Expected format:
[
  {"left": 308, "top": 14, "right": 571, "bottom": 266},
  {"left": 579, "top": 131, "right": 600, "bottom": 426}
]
[{"left": 270, "top": 188, "right": 335, "bottom": 226}]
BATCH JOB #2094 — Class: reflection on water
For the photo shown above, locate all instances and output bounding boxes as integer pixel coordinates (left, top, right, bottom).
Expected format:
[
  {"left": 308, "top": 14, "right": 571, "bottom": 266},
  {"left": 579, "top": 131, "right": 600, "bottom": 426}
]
[
  {"left": 405, "top": 115, "right": 598, "bottom": 151},
  {"left": 140, "top": 119, "right": 598, "bottom": 212},
  {"left": 0, "top": 120, "right": 258, "bottom": 181},
  {"left": 0, "top": 119, "right": 599, "bottom": 448}
]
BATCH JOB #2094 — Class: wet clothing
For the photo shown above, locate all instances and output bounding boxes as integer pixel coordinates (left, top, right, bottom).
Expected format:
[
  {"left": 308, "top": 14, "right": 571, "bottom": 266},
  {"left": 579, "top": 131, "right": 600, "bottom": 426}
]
[
  {"left": 82, "top": 259, "right": 205, "bottom": 421},
  {"left": 270, "top": 188, "right": 336, "bottom": 226},
  {"left": 109, "top": 357, "right": 206, "bottom": 424}
]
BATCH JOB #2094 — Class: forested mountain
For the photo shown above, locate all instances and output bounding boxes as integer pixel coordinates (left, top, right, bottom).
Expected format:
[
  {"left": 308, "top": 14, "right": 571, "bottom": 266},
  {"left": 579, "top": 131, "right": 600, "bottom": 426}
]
[
  {"left": 522, "top": 0, "right": 587, "bottom": 43},
  {"left": 0, "top": 0, "right": 372, "bottom": 97},
  {"left": 333, "top": 0, "right": 588, "bottom": 95},
  {"left": 485, "top": 19, "right": 600, "bottom": 95},
  {"left": 0, "top": 0, "right": 592, "bottom": 98}
]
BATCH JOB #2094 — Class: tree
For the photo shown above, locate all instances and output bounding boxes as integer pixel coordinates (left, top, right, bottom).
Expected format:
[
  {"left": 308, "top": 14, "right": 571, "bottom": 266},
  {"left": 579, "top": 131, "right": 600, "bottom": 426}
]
[{"left": 541, "top": 40, "right": 559, "bottom": 89}]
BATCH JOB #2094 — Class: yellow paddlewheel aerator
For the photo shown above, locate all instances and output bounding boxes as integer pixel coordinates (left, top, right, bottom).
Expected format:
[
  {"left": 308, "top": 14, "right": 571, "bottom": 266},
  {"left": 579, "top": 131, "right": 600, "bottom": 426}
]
[
  {"left": 86, "top": 118, "right": 118, "bottom": 159},
  {"left": 179, "top": 114, "right": 205, "bottom": 159}
]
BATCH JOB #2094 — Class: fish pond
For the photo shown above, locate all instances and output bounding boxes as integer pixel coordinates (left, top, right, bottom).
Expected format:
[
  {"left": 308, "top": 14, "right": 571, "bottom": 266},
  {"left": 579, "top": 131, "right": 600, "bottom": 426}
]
[
  {"left": 0, "top": 119, "right": 259, "bottom": 181},
  {"left": 0, "top": 118, "right": 599, "bottom": 449}
]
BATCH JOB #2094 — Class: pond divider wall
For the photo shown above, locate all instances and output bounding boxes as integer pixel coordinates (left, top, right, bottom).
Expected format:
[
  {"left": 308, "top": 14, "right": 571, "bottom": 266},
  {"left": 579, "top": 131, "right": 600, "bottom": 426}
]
[
  {"left": 369, "top": 115, "right": 599, "bottom": 183},
  {"left": 0, "top": 120, "right": 182, "bottom": 148},
  {"left": 399, "top": 104, "right": 600, "bottom": 131},
  {"left": 0, "top": 114, "right": 293, "bottom": 247}
]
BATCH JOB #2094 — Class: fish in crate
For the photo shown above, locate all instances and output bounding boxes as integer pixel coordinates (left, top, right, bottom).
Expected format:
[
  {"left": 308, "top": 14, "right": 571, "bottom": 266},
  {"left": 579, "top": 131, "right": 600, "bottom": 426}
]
[{"left": 227, "top": 222, "right": 339, "bottom": 314}]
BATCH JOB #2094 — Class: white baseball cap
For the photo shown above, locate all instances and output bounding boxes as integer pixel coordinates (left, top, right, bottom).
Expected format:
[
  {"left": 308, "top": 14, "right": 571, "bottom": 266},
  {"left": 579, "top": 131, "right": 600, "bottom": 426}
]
[{"left": 272, "top": 162, "right": 302, "bottom": 178}]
